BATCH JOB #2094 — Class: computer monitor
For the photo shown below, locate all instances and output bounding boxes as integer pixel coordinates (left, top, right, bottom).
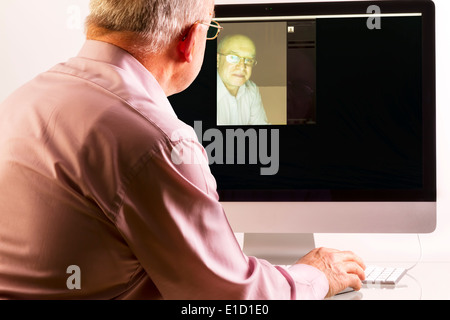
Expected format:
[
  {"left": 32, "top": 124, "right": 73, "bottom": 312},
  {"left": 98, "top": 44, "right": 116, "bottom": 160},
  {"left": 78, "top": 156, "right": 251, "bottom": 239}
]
[{"left": 169, "top": 0, "right": 436, "bottom": 264}]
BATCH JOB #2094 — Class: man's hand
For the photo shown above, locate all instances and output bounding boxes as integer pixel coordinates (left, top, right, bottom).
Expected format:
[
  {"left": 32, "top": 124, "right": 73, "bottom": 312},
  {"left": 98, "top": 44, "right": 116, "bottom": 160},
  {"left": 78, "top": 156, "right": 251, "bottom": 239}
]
[{"left": 296, "top": 247, "right": 366, "bottom": 298}]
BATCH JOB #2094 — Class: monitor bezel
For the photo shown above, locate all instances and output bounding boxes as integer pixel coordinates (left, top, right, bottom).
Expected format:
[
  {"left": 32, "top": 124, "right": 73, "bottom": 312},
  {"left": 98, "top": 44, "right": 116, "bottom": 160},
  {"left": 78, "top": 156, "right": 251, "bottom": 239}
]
[{"left": 213, "top": 0, "right": 436, "bottom": 234}]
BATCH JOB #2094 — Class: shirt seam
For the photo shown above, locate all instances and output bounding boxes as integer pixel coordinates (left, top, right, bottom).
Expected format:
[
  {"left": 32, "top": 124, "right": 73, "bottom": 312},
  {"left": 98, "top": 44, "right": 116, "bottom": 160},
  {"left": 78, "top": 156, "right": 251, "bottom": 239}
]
[
  {"left": 47, "top": 69, "right": 174, "bottom": 143},
  {"left": 112, "top": 136, "right": 213, "bottom": 220},
  {"left": 109, "top": 143, "right": 163, "bottom": 224},
  {"left": 45, "top": 70, "right": 176, "bottom": 223}
]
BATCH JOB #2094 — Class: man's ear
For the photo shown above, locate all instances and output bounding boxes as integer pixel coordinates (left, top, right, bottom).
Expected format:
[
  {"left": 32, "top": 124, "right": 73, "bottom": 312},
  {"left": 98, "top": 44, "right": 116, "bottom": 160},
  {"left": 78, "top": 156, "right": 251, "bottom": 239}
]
[{"left": 178, "top": 23, "right": 202, "bottom": 63}]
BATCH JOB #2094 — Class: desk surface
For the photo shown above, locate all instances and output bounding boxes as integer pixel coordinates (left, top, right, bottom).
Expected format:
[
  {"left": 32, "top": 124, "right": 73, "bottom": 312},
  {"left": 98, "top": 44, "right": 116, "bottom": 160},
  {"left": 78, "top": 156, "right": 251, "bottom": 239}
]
[{"left": 328, "top": 262, "right": 450, "bottom": 300}]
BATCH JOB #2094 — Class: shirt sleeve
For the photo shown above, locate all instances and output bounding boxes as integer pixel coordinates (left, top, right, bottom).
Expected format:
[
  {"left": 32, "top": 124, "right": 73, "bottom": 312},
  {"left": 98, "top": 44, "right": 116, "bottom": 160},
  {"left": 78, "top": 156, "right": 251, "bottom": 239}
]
[
  {"left": 248, "top": 82, "right": 269, "bottom": 125},
  {"left": 279, "top": 264, "right": 329, "bottom": 300},
  {"left": 115, "top": 134, "right": 328, "bottom": 300}
]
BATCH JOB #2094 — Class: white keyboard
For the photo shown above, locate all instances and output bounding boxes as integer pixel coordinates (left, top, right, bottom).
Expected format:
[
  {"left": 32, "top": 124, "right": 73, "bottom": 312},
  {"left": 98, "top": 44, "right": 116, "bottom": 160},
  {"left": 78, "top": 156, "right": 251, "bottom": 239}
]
[
  {"left": 336, "top": 265, "right": 408, "bottom": 295},
  {"left": 363, "top": 265, "right": 407, "bottom": 285}
]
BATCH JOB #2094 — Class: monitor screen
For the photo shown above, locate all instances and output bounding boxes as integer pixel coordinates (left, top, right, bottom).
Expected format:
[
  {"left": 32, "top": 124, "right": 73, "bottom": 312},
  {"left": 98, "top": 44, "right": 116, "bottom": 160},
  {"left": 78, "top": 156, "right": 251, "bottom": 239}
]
[{"left": 169, "top": 0, "right": 436, "bottom": 236}]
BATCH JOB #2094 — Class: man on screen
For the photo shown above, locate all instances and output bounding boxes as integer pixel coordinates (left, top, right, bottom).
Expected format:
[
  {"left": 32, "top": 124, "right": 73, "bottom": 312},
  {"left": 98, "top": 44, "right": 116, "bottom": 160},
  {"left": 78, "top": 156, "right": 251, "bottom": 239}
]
[{"left": 217, "top": 34, "right": 269, "bottom": 125}]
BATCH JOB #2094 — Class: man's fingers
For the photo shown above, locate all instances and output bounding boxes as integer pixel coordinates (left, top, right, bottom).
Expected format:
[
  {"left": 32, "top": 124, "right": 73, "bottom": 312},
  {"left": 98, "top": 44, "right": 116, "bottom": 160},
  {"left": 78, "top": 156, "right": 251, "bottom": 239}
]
[
  {"left": 344, "top": 261, "right": 366, "bottom": 281},
  {"left": 338, "top": 250, "right": 366, "bottom": 270},
  {"left": 300, "top": 247, "right": 367, "bottom": 297},
  {"left": 346, "top": 274, "right": 363, "bottom": 291}
]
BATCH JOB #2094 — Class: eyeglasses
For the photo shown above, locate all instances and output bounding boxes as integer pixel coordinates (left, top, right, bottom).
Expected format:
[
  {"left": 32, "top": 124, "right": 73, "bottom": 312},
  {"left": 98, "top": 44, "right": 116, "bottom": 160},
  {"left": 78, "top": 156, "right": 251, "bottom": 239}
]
[
  {"left": 200, "top": 20, "right": 223, "bottom": 40},
  {"left": 218, "top": 53, "right": 257, "bottom": 67},
  {"left": 183, "top": 20, "right": 223, "bottom": 41}
]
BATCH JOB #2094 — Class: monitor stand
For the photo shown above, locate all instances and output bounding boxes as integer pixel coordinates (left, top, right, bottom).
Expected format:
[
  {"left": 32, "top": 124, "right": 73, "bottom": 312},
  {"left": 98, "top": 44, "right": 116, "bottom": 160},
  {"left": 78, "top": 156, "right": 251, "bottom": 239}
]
[{"left": 237, "top": 233, "right": 316, "bottom": 265}]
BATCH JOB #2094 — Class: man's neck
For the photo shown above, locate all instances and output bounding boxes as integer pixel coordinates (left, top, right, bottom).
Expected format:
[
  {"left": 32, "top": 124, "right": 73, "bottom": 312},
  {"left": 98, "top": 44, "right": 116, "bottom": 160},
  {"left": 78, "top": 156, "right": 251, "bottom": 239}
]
[
  {"left": 86, "top": 30, "right": 181, "bottom": 96},
  {"left": 225, "top": 84, "right": 240, "bottom": 97}
]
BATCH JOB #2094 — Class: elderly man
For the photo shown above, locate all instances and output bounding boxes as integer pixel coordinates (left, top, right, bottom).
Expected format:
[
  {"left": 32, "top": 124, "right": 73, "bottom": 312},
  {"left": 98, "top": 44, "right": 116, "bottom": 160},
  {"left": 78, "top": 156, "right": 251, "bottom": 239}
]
[
  {"left": 0, "top": 0, "right": 365, "bottom": 299},
  {"left": 217, "top": 34, "right": 269, "bottom": 125}
]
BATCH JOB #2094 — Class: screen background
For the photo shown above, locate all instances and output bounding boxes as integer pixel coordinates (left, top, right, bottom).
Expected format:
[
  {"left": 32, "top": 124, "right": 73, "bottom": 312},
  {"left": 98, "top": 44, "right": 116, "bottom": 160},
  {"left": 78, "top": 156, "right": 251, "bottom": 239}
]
[{"left": 170, "top": 15, "right": 431, "bottom": 202}]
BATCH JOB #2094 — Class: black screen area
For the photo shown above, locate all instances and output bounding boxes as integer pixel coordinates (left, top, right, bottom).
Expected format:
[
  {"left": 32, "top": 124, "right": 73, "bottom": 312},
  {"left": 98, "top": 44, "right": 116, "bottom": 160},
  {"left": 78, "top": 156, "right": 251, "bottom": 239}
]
[{"left": 170, "top": 12, "right": 434, "bottom": 202}]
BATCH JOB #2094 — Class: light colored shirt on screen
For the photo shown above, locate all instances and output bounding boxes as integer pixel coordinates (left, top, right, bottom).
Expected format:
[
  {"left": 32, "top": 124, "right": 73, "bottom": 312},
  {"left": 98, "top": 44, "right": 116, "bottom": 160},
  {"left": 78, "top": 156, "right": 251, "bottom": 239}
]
[{"left": 217, "top": 72, "right": 269, "bottom": 126}]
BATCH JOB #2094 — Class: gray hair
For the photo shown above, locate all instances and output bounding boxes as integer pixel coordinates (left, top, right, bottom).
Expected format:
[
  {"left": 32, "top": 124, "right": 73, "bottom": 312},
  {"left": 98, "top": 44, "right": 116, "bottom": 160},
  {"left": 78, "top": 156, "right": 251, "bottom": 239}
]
[{"left": 85, "top": 0, "right": 212, "bottom": 53}]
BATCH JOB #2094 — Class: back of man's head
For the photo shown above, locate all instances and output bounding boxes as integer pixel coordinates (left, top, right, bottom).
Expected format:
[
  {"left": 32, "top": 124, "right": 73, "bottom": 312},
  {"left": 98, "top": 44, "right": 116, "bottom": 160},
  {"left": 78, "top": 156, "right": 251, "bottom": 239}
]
[{"left": 85, "top": 0, "right": 212, "bottom": 53}]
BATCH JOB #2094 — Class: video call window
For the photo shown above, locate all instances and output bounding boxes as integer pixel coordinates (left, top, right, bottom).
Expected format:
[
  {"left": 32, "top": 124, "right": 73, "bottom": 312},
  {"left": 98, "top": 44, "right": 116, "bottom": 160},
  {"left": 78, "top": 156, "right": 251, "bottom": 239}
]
[{"left": 216, "top": 20, "right": 317, "bottom": 126}]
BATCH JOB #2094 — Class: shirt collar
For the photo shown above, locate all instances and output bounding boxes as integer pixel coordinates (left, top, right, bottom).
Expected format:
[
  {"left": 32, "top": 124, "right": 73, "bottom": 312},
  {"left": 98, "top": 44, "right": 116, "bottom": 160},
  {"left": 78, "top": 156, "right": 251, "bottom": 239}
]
[
  {"left": 217, "top": 71, "right": 247, "bottom": 100},
  {"left": 77, "top": 40, "right": 154, "bottom": 90},
  {"left": 217, "top": 72, "right": 228, "bottom": 101},
  {"left": 75, "top": 40, "right": 176, "bottom": 118}
]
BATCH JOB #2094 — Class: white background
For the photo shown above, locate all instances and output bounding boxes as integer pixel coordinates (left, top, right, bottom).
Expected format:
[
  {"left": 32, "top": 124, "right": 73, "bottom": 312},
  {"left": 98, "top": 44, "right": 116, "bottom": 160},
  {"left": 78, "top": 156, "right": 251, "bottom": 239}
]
[{"left": 0, "top": 0, "right": 448, "bottom": 263}]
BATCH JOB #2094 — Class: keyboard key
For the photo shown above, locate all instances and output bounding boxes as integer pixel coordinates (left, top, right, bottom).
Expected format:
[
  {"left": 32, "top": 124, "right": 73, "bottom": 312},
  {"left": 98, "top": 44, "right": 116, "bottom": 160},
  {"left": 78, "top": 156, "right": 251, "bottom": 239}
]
[{"left": 363, "top": 265, "right": 407, "bottom": 285}]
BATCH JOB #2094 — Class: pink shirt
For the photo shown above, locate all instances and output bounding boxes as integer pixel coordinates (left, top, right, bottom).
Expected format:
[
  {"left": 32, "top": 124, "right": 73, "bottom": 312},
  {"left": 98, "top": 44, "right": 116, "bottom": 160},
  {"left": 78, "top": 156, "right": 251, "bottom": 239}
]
[{"left": 0, "top": 40, "right": 328, "bottom": 300}]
